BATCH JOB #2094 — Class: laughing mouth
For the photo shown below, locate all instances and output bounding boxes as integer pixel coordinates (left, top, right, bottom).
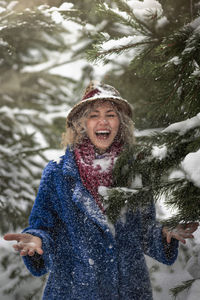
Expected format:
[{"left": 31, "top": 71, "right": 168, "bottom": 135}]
[{"left": 95, "top": 130, "right": 111, "bottom": 138}]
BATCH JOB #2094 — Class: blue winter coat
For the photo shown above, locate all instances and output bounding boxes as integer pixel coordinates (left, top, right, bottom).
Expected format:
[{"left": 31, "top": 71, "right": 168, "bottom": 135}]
[{"left": 23, "top": 148, "right": 178, "bottom": 300}]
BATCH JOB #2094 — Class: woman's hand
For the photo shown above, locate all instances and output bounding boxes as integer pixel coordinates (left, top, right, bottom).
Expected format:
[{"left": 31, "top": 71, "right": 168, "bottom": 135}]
[
  {"left": 162, "top": 222, "right": 199, "bottom": 244},
  {"left": 4, "top": 233, "right": 43, "bottom": 256}
]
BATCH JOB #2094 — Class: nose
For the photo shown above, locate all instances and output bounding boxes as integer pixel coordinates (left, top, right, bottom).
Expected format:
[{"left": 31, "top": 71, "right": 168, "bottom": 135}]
[{"left": 98, "top": 117, "right": 108, "bottom": 124}]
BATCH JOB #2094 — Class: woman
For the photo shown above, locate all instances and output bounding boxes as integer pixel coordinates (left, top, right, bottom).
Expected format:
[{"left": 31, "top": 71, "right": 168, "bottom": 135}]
[{"left": 4, "top": 81, "right": 198, "bottom": 300}]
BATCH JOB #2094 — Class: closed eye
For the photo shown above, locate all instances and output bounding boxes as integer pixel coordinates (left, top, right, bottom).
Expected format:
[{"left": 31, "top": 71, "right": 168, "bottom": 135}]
[
  {"left": 89, "top": 114, "right": 98, "bottom": 118},
  {"left": 107, "top": 114, "right": 116, "bottom": 117}
]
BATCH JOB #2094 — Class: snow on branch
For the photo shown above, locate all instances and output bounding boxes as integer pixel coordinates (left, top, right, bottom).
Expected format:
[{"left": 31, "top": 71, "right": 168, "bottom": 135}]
[
  {"left": 163, "top": 113, "right": 200, "bottom": 135},
  {"left": 126, "top": 0, "right": 163, "bottom": 24},
  {"left": 99, "top": 1, "right": 165, "bottom": 34},
  {"left": 88, "top": 35, "right": 158, "bottom": 61},
  {"left": 181, "top": 149, "right": 200, "bottom": 188},
  {"left": 101, "top": 35, "right": 153, "bottom": 51}
]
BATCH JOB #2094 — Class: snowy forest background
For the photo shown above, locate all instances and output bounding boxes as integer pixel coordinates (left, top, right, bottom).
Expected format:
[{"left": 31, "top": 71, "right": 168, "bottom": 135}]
[{"left": 0, "top": 0, "right": 200, "bottom": 299}]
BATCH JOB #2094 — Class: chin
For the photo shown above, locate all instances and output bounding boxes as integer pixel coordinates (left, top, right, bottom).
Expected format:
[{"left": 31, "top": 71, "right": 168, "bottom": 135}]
[
  {"left": 91, "top": 135, "right": 116, "bottom": 152},
  {"left": 95, "top": 143, "right": 112, "bottom": 153}
]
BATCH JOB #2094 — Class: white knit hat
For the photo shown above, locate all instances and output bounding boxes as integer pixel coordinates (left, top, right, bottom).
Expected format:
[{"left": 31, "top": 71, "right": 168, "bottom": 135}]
[{"left": 66, "top": 81, "right": 133, "bottom": 126}]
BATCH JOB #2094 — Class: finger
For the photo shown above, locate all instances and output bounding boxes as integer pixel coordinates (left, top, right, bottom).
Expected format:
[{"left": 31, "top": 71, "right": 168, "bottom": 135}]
[
  {"left": 173, "top": 235, "right": 186, "bottom": 244},
  {"left": 35, "top": 248, "right": 43, "bottom": 255},
  {"left": 172, "top": 231, "right": 187, "bottom": 244},
  {"left": 13, "top": 246, "right": 20, "bottom": 252},
  {"left": 13, "top": 244, "right": 22, "bottom": 252},
  {"left": 28, "top": 249, "right": 35, "bottom": 256},
  {"left": 17, "top": 241, "right": 30, "bottom": 249},
  {"left": 181, "top": 233, "right": 194, "bottom": 239},
  {"left": 178, "top": 238, "right": 186, "bottom": 244},
  {"left": 189, "top": 223, "right": 199, "bottom": 232},
  {"left": 166, "top": 232, "right": 172, "bottom": 244},
  {"left": 4, "top": 233, "right": 30, "bottom": 242},
  {"left": 20, "top": 249, "right": 28, "bottom": 256},
  {"left": 4, "top": 233, "right": 23, "bottom": 242},
  {"left": 13, "top": 242, "right": 29, "bottom": 253},
  {"left": 185, "top": 222, "right": 199, "bottom": 230},
  {"left": 181, "top": 224, "right": 198, "bottom": 235}
]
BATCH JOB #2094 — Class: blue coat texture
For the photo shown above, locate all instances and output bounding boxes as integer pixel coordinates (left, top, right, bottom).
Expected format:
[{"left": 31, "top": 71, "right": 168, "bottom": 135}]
[{"left": 23, "top": 148, "right": 178, "bottom": 300}]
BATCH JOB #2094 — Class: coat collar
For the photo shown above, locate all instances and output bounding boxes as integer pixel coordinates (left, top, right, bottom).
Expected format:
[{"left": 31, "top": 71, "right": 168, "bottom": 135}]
[
  {"left": 62, "top": 147, "right": 80, "bottom": 179},
  {"left": 62, "top": 147, "right": 114, "bottom": 236}
]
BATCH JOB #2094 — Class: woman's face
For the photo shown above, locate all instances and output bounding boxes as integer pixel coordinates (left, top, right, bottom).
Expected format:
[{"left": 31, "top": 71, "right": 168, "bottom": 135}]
[{"left": 85, "top": 101, "right": 120, "bottom": 153}]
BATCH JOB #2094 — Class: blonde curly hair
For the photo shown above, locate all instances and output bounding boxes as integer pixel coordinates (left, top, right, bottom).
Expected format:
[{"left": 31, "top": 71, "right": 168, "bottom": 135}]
[{"left": 61, "top": 100, "right": 135, "bottom": 149}]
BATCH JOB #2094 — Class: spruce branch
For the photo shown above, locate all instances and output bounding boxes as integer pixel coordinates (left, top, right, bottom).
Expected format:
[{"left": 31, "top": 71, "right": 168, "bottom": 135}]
[
  {"left": 162, "top": 65, "right": 186, "bottom": 105},
  {"left": 103, "top": 129, "right": 200, "bottom": 225},
  {"left": 97, "top": 2, "right": 149, "bottom": 34},
  {"left": 88, "top": 38, "right": 159, "bottom": 62},
  {"left": 100, "top": 39, "right": 158, "bottom": 55},
  {"left": 170, "top": 279, "right": 196, "bottom": 299},
  {"left": 97, "top": 2, "right": 135, "bottom": 29},
  {"left": 112, "top": 0, "right": 154, "bottom": 34},
  {"left": 129, "top": 42, "right": 159, "bottom": 69}
]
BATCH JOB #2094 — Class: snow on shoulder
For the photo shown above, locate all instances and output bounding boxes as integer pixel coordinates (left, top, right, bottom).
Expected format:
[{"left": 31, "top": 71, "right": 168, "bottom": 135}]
[{"left": 44, "top": 149, "right": 65, "bottom": 165}]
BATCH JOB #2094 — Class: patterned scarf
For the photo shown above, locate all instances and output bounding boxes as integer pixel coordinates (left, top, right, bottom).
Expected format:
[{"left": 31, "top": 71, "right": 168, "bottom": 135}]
[{"left": 74, "top": 138, "right": 122, "bottom": 212}]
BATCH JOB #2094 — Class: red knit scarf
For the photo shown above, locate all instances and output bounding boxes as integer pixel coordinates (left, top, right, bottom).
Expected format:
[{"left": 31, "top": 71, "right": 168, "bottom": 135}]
[{"left": 74, "top": 138, "right": 122, "bottom": 212}]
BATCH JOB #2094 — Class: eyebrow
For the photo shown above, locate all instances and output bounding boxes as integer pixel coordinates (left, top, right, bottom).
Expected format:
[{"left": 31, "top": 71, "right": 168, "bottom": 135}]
[{"left": 91, "top": 109, "right": 116, "bottom": 113}]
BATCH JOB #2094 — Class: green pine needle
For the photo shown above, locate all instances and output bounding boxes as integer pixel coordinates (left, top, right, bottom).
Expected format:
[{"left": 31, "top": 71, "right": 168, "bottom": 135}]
[{"left": 170, "top": 279, "right": 196, "bottom": 299}]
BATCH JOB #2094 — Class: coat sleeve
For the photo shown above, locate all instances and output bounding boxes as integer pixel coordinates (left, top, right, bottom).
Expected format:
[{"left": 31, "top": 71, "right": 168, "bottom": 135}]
[
  {"left": 140, "top": 201, "right": 179, "bottom": 265},
  {"left": 22, "top": 161, "right": 61, "bottom": 276}
]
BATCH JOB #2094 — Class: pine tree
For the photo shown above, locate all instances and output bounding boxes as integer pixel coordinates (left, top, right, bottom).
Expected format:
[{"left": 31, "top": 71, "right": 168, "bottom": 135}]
[
  {"left": 0, "top": 1, "right": 83, "bottom": 298},
  {"left": 87, "top": 1, "right": 200, "bottom": 298}
]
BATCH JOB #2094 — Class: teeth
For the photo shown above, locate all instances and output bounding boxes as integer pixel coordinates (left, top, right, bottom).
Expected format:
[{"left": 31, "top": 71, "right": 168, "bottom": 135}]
[{"left": 96, "top": 130, "right": 110, "bottom": 134}]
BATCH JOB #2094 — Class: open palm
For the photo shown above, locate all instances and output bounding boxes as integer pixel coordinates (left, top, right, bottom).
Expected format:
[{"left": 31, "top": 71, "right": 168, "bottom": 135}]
[
  {"left": 4, "top": 233, "right": 43, "bottom": 256},
  {"left": 162, "top": 222, "right": 199, "bottom": 244}
]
